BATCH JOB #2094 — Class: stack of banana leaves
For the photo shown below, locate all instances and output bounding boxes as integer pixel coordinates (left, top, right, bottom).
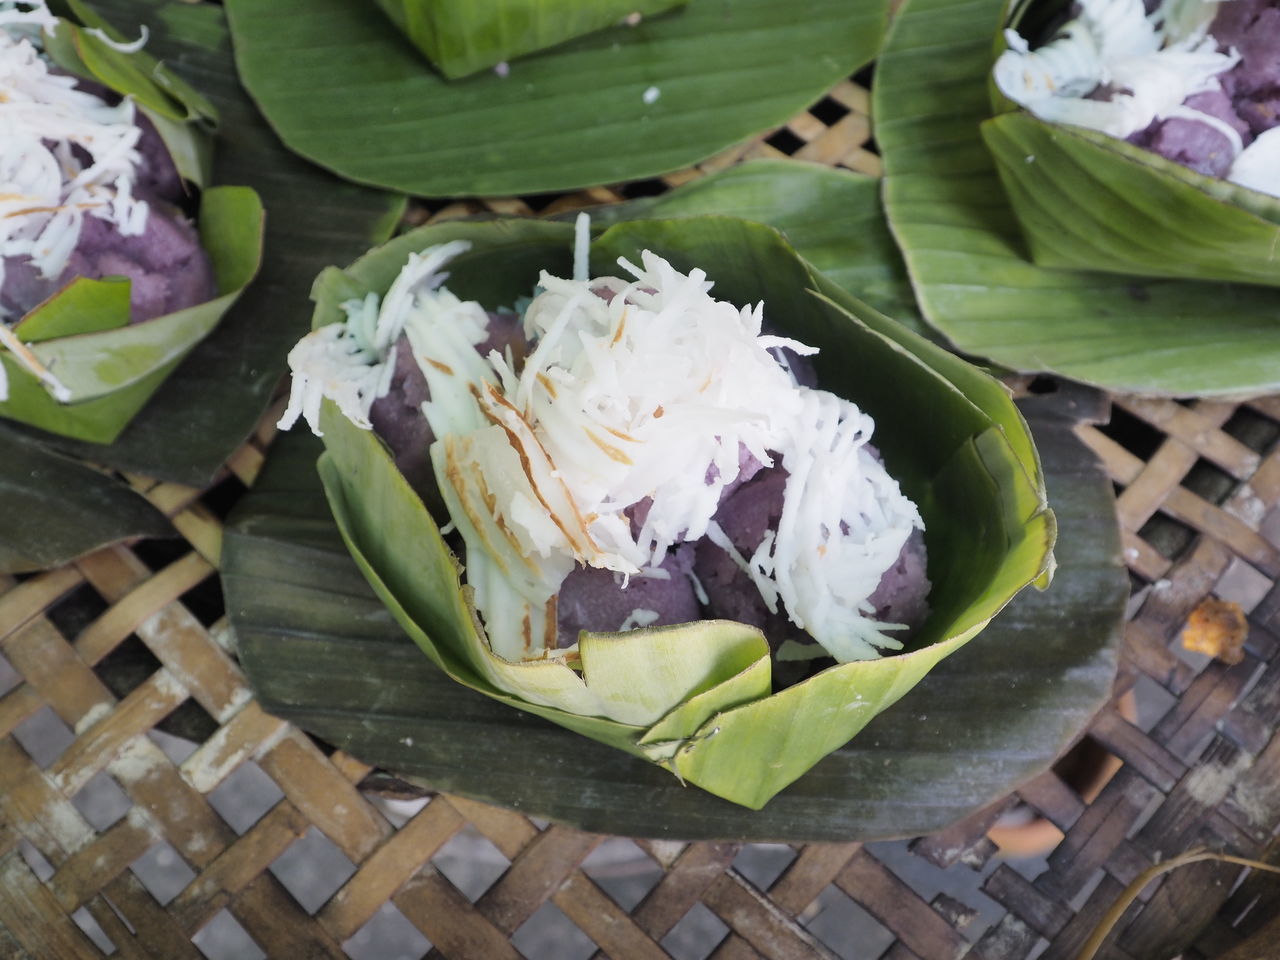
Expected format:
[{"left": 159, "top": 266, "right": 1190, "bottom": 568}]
[{"left": 21, "top": 0, "right": 1274, "bottom": 837}]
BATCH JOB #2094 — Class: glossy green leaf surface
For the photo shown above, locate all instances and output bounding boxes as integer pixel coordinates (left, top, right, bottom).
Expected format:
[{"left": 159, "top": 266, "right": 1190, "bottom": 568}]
[
  {"left": 0, "top": 0, "right": 403, "bottom": 572},
  {"left": 227, "top": 381, "right": 1121, "bottom": 839},
  {"left": 223, "top": 0, "right": 888, "bottom": 196},
  {"left": 983, "top": 114, "right": 1280, "bottom": 287},
  {"left": 375, "top": 0, "right": 688, "bottom": 79},
  {"left": 594, "top": 160, "right": 923, "bottom": 332},
  {"left": 13, "top": 278, "right": 131, "bottom": 343},
  {"left": 229, "top": 214, "right": 1059, "bottom": 812},
  {"left": 874, "top": 0, "right": 1280, "bottom": 397}
]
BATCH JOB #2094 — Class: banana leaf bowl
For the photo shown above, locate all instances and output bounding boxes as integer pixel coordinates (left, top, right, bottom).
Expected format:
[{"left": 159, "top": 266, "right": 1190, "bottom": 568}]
[
  {"left": 981, "top": 0, "right": 1280, "bottom": 289},
  {"left": 2, "top": 1, "right": 264, "bottom": 443},
  {"left": 242, "top": 213, "right": 1057, "bottom": 812},
  {"left": 0, "top": 0, "right": 403, "bottom": 573},
  {"left": 875, "top": 0, "right": 1280, "bottom": 397}
]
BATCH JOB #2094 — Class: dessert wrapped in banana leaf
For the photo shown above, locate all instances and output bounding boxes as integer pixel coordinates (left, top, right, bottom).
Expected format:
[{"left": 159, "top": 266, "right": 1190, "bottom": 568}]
[
  {"left": 978, "top": 0, "right": 1280, "bottom": 286},
  {"left": 279, "top": 215, "right": 1052, "bottom": 809},
  {"left": 0, "top": 0, "right": 263, "bottom": 441},
  {"left": 283, "top": 238, "right": 929, "bottom": 669},
  {"left": 995, "top": 0, "right": 1280, "bottom": 193}
]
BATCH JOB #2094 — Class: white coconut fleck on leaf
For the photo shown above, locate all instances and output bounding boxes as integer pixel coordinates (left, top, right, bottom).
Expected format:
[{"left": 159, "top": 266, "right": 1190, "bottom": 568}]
[{"left": 84, "top": 23, "right": 148, "bottom": 53}]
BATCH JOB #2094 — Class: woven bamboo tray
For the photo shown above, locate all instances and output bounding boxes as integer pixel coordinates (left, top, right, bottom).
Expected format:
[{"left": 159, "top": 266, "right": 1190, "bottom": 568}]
[{"left": 2, "top": 82, "right": 1280, "bottom": 960}]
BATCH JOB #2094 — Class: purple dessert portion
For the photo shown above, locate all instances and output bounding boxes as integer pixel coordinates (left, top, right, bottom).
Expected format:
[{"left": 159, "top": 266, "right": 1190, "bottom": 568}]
[
  {"left": 1130, "top": 90, "right": 1250, "bottom": 177},
  {"left": 1128, "top": 0, "right": 1280, "bottom": 174},
  {"left": 369, "top": 333, "right": 433, "bottom": 496},
  {"left": 134, "top": 109, "right": 187, "bottom": 203},
  {"left": 70, "top": 199, "right": 214, "bottom": 322},
  {"left": 369, "top": 311, "right": 529, "bottom": 502},
  {"left": 555, "top": 545, "right": 701, "bottom": 648},
  {"left": 694, "top": 464, "right": 931, "bottom": 655},
  {"left": 1, "top": 77, "right": 214, "bottom": 325},
  {"left": 0, "top": 196, "right": 214, "bottom": 324}
]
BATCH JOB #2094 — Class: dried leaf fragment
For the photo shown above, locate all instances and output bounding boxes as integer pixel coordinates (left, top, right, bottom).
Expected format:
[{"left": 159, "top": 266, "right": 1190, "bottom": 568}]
[{"left": 1181, "top": 597, "right": 1247, "bottom": 664}]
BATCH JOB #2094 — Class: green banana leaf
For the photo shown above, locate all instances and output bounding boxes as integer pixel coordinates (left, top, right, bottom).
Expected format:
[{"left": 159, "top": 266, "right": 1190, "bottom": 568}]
[
  {"left": 222, "top": 0, "right": 888, "bottom": 196},
  {"left": 0, "top": 429, "right": 171, "bottom": 573},
  {"left": 591, "top": 159, "right": 923, "bottom": 334},
  {"left": 0, "top": 4, "right": 262, "bottom": 443},
  {"left": 374, "top": 0, "right": 689, "bottom": 79},
  {"left": 0, "top": 186, "right": 263, "bottom": 444},
  {"left": 277, "top": 214, "right": 1053, "bottom": 809},
  {"left": 0, "top": 0, "right": 403, "bottom": 571},
  {"left": 875, "top": 0, "right": 1280, "bottom": 397},
  {"left": 225, "top": 383, "right": 1122, "bottom": 839},
  {"left": 980, "top": 10, "right": 1280, "bottom": 288}
]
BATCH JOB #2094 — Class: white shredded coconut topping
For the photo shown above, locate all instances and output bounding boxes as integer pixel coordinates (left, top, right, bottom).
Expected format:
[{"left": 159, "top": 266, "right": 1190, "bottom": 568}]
[
  {"left": 0, "top": 1, "right": 153, "bottom": 399},
  {"left": 0, "top": 1, "right": 151, "bottom": 298},
  {"left": 278, "top": 240, "right": 483, "bottom": 435},
  {"left": 291, "top": 240, "right": 925, "bottom": 664},
  {"left": 618, "top": 608, "right": 660, "bottom": 631},
  {"left": 994, "top": 0, "right": 1237, "bottom": 141},
  {"left": 994, "top": 0, "right": 1280, "bottom": 196}
]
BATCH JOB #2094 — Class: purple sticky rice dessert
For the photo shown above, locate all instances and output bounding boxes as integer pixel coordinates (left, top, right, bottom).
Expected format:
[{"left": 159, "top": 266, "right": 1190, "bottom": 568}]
[
  {"left": 283, "top": 238, "right": 930, "bottom": 673},
  {"left": 695, "top": 465, "right": 931, "bottom": 660},
  {"left": 1127, "top": 0, "right": 1280, "bottom": 176},
  {"left": 555, "top": 545, "right": 701, "bottom": 648},
  {"left": 370, "top": 311, "right": 527, "bottom": 499},
  {"left": 996, "top": 0, "right": 1280, "bottom": 196},
  {"left": 0, "top": 67, "right": 215, "bottom": 325}
]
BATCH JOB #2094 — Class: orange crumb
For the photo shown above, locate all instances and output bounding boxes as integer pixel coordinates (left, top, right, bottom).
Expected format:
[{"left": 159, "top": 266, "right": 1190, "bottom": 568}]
[{"left": 1181, "top": 598, "right": 1248, "bottom": 664}]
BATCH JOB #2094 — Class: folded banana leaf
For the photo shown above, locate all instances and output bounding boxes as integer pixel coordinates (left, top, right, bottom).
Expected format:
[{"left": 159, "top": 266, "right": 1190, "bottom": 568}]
[
  {"left": 222, "top": 0, "right": 888, "bottom": 196},
  {"left": 226, "top": 295, "right": 1124, "bottom": 841},
  {"left": 285, "top": 214, "right": 1054, "bottom": 809},
  {"left": 1, "top": 4, "right": 264, "bottom": 443},
  {"left": 373, "top": 0, "right": 688, "bottom": 79},
  {"left": 982, "top": 26, "right": 1280, "bottom": 288},
  {"left": 590, "top": 159, "right": 923, "bottom": 335},
  {"left": 875, "top": 0, "right": 1280, "bottom": 396},
  {"left": 0, "top": 0, "right": 403, "bottom": 572}
]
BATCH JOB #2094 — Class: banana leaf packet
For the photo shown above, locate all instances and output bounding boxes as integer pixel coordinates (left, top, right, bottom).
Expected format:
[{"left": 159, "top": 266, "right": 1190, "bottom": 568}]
[
  {"left": 0, "top": 0, "right": 263, "bottom": 443},
  {"left": 294, "top": 215, "right": 1054, "bottom": 810},
  {"left": 372, "top": 0, "right": 690, "bottom": 79},
  {"left": 981, "top": 0, "right": 1280, "bottom": 288}
]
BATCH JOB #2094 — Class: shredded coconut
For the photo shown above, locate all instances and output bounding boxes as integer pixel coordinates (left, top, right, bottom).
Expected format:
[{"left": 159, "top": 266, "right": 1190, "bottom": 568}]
[
  {"left": 618, "top": 608, "right": 660, "bottom": 631},
  {"left": 994, "top": 0, "right": 1237, "bottom": 141},
  {"left": 0, "top": 0, "right": 152, "bottom": 398},
  {"left": 278, "top": 239, "right": 481, "bottom": 435},
  {"left": 293, "top": 239, "right": 925, "bottom": 664}
]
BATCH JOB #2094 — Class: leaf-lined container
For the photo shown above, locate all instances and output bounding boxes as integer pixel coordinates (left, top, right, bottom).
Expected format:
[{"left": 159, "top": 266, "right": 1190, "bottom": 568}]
[
  {"left": 372, "top": 0, "right": 689, "bottom": 79},
  {"left": 1, "top": 1, "right": 263, "bottom": 443},
  {"left": 304, "top": 214, "right": 1055, "bottom": 810},
  {"left": 874, "top": 0, "right": 1280, "bottom": 397},
  {"left": 981, "top": 8, "right": 1280, "bottom": 289}
]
